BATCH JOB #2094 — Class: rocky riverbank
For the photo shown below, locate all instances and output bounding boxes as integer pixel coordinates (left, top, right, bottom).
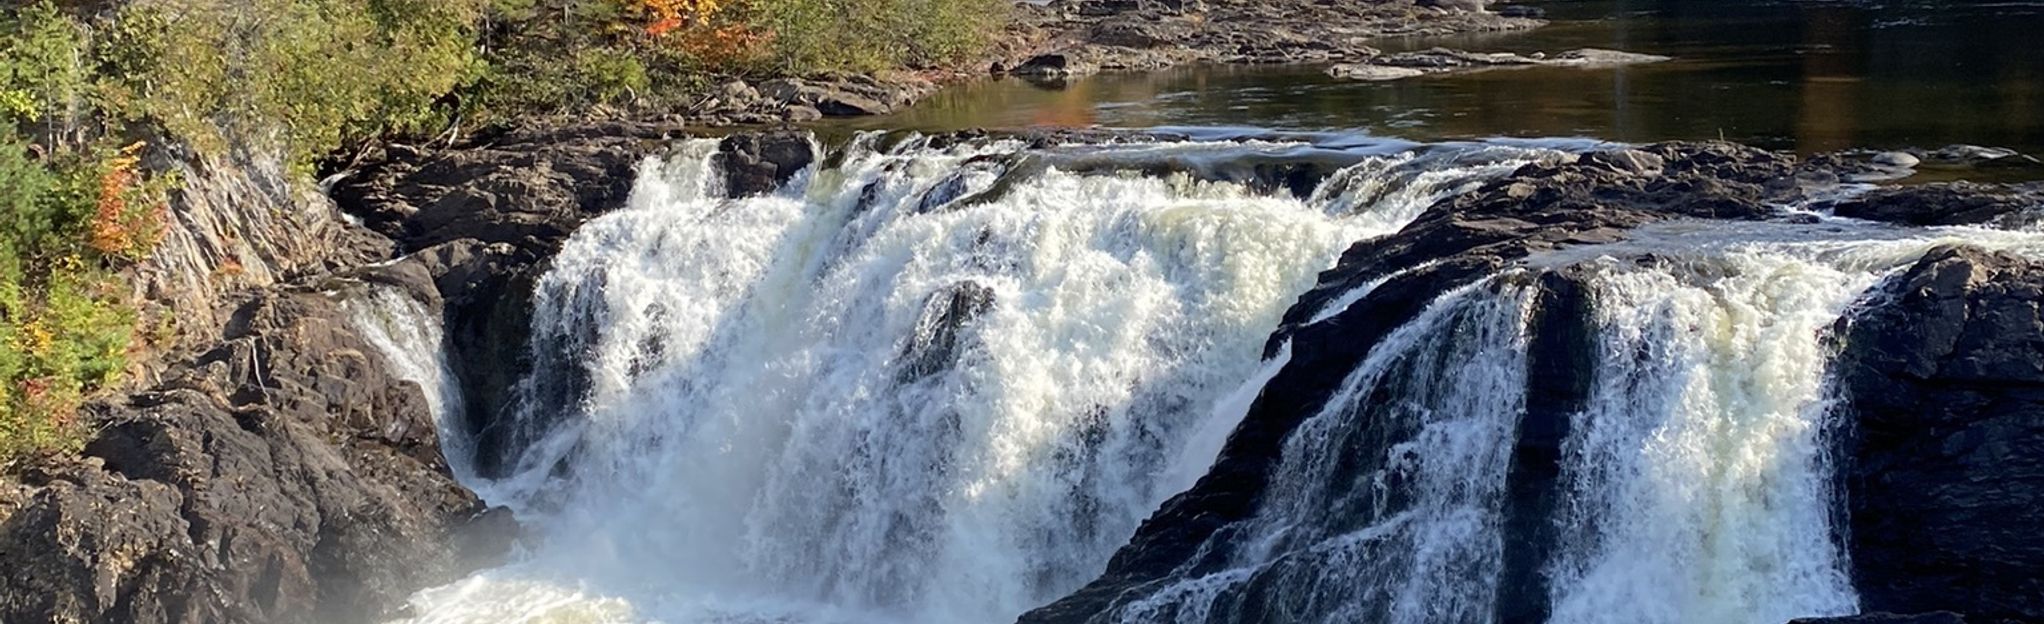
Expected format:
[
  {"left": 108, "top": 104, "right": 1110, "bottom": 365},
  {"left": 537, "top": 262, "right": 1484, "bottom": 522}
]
[
  {"left": 656, "top": 0, "right": 1553, "bottom": 125},
  {"left": 997, "top": 0, "right": 1541, "bottom": 76}
]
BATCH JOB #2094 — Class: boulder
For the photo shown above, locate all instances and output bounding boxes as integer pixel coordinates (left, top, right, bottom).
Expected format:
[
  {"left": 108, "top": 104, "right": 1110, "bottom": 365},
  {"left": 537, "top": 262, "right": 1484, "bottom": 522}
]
[
  {"left": 1833, "top": 246, "right": 2044, "bottom": 621},
  {"left": 1825, "top": 182, "right": 2044, "bottom": 228},
  {"left": 0, "top": 289, "right": 513, "bottom": 624},
  {"left": 719, "top": 131, "right": 818, "bottom": 198}
]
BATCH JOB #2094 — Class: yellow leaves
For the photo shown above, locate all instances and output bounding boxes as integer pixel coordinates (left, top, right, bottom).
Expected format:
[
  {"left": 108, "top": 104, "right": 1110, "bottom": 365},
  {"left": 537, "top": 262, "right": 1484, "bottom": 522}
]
[{"left": 0, "top": 89, "right": 35, "bottom": 120}]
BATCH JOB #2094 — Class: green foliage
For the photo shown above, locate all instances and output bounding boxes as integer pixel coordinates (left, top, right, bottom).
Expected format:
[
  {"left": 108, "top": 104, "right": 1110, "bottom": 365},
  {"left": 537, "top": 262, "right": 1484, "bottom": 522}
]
[
  {"left": 465, "top": 0, "right": 1004, "bottom": 119},
  {"left": 0, "top": 1, "right": 89, "bottom": 138},
  {"left": 96, "top": 0, "right": 487, "bottom": 168},
  {"left": 0, "top": 4, "right": 173, "bottom": 469},
  {"left": 0, "top": 130, "right": 151, "bottom": 468},
  {"left": 745, "top": 0, "right": 1004, "bottom": 74}
]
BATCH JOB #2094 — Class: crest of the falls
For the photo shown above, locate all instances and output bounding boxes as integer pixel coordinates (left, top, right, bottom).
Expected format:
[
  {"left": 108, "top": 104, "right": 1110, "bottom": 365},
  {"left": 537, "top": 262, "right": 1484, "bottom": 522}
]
[{"left": 398, "top": 134, "right": 1562, "bottom": 624}]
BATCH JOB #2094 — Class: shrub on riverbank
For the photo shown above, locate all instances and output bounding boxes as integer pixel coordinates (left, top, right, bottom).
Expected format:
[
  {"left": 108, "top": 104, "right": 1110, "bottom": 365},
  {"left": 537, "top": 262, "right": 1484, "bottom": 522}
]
[{"left": 469, "top": 0, "right": 1004, "bottom": 121}]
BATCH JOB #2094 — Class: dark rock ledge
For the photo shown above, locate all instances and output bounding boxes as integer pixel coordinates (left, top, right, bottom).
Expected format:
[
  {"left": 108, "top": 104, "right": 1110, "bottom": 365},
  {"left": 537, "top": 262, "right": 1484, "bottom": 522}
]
[
  {"left": 0, "top": 272, "right": 517, "bottom": 623},
  {"left": 1832, "top": 246, "right": 2044, "bottom": 623}
]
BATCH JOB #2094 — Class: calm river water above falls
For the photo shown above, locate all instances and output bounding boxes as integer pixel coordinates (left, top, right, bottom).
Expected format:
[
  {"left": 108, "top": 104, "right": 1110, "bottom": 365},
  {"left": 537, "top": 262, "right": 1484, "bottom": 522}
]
[{"left": 841, "top": 0, "right": 2044, "bottom": 162}]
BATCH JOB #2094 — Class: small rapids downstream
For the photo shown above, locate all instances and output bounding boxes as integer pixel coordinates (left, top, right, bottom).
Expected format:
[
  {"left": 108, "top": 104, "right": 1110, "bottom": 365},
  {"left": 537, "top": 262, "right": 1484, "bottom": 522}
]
[{"left": 380, "top": 132, "right": 2044, "bottom": 624}]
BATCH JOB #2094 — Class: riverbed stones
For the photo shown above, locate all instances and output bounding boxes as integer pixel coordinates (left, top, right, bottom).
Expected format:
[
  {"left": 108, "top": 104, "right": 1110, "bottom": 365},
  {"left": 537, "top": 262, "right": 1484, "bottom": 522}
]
[
  {"left": 1327, "top": 47, "right": 1672, "bottom": 82},
  {"left": 1005, "top": 0, "right": 1542, "bottom": 73},
  {"left": 1327, "top": 64, "right": 1428, "bottom": 81}
]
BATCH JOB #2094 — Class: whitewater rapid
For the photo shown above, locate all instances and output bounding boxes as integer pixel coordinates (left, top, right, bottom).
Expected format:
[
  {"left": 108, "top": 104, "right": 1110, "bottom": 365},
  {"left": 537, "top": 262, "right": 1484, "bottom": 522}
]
[
  {"left": 394, "top": 134, "right": 1561, "bottom": 624},
  {"left": 384, "top": 129, "right": 2044, "bottom": 624},
  {"left": 1100, "top": 220, "right": 2044, "bottom": 624}
]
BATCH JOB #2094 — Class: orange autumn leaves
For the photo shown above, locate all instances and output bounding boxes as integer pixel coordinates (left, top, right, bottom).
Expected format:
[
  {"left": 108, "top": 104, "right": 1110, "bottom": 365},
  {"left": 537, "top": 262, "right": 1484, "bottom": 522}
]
[
  {"left": 628, "top": 0, "right": 769, "bottom": 64},
  {"left": 637, "top": 0, "right": 720, "bottom": 36},
  {"left": 87, "top": 142, "right": 165, "bottom": 260}
]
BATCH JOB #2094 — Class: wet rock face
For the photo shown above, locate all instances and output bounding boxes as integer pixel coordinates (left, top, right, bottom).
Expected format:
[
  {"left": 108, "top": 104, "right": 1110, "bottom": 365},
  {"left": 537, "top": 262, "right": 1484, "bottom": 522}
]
[
  {"left": 719, "top": 131, "right": 819, "bottom": 198},
  {"left": 333, "top": 122, "right": 690, "bottom": 477},
  {"left": 332, "top": 123, "right": 673, "bottom": 252},
  {"left": 1792, "top": 614, "right": 1969, "bottom": 624},
  {"left": 898, "top": 282, "right": 998, "bottom": 383},
  {"left": 1020, "top": 142, "right": 1826, "bottom": 624},
  {"left": 1824, "top": 182, "right": 2044, "bottom": 228},
  {"left": 0, "top": 288, "right": 514, "bottom": 624},
  {"left": 1834, "top": 246, "right": 2044, "bottom": 622}
]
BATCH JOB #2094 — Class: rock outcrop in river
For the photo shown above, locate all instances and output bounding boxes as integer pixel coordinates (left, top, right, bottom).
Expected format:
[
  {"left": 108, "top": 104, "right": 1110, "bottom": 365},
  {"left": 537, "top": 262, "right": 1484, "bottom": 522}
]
[
  {"left": 0, "top": 170, "right": 515, "bottom": 622},
  {"left": 1002, "top": 0, "right": 1541, "bottom": 75},
  {"left": 1834, "top": 246, "right": 2044, "bottom": 621}
]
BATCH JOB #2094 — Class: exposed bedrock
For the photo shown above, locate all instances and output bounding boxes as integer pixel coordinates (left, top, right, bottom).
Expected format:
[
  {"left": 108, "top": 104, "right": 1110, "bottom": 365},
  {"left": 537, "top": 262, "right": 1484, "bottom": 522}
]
[
  {"left": 1001, "top": 0, "right": 1543, "bottom": 75},
  {"left": 1821, "top": 181, "right": 2044, "bottom": 227},
  {"left": 1832, "top": 246, "right": 2044, "bottom": 622},
  {"left": 0, "top": 279, "right": 515, "bottom": 624}
]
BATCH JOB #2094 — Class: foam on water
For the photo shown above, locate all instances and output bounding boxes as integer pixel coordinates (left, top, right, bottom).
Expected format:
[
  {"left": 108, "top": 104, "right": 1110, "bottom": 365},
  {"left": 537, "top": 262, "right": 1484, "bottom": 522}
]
[{"left": 397, "top": 134, "right": 1558, "bottom": 624}]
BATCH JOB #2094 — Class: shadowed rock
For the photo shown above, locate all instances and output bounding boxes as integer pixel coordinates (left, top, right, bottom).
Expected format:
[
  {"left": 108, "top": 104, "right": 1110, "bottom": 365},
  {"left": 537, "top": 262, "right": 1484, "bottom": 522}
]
[
  {"left": 1833, "top": 246, "right": 2044, "bottom": 622},
  {"left": 1824, "top": 182, "right": 2044, "bottom": 228},
  {"left": 0, "top": 288, "right": 514, "bottom": 624},
  {"left": 720, "top": 131, "right": 818, "bottom": 198}
]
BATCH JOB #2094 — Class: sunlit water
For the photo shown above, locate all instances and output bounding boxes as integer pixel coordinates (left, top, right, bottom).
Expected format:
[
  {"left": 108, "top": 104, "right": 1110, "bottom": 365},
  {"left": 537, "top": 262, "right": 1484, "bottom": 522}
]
[
  {"left": 372, "top": 3, "right": 2044, "bottom": 619},
  {"left": 381, "top": 123, "right": 2044, "bottom": 623},
  {"left": 393, "top": 135, "right": 1567, "bottom": 624},
  {"left": 1095, "top": 220, "right": 2044, "bottom": 624},
  {"left": 835, "top": 0, "right": 2044, "bottom": 170}
]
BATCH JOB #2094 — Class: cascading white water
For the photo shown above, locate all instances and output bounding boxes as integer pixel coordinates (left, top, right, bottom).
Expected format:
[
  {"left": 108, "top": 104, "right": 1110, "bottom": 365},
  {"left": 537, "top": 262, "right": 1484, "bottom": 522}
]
[
  {"left": 344, "top": 284, "right": 477, "bottom": 483},
  {"left": 1113, "top": 278, "right": 1539, "bottom": 624},
  {"left": 1540, "top": 223, "right": 2044, "bottom": 624},
  {"left": 1544, "top": 252, "right": 1869, "bottom": 624},
  {"left": 397, "top": 133, "right": 1563, "bottom": 624},
  {"left": 1106, "top": 220, "right": 2044, "bottom": 624}
]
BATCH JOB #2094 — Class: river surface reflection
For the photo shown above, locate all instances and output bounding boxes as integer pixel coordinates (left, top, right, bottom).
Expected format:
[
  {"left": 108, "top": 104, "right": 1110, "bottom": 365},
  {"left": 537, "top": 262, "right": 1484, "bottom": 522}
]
[{"left": 838, "top": 0, "right": 2044, "bottom": 166}]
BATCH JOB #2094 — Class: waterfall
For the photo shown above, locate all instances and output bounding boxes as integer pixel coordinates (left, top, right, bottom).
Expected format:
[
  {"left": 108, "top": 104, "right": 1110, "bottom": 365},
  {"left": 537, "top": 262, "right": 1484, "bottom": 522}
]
[
  {"left": 344, "top": 284, "right": 476, "bottom": 484},
  {"left": 1112, "top": 278, "right": 1539, "bottom": 624},
  {"left": 1544, "top": 251, "right": 1872, "bottom": 624},
  {"left": 399, "top": 133, "right": 1563, "bottom": 624},
  {"left": 1101, "top": 220, "right": 2044, "bottom": 624}
]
